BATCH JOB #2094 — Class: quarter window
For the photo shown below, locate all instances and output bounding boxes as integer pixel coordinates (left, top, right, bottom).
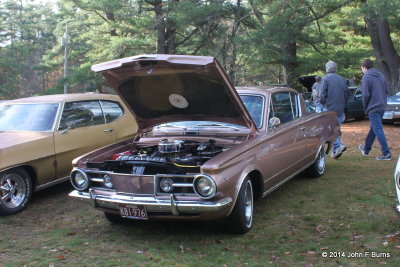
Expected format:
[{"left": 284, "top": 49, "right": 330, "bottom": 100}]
[
  {"left": 100, "top": 101, "right": 124, "bottom": 123},
  {"left": 59, "top": 101, "right": 105, "bottom": 130}
]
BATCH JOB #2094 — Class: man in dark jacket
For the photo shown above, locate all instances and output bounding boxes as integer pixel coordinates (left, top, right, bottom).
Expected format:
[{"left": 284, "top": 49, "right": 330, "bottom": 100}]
[
  {"left": 358, "top": 59, "right": 391, "bottom": 160},
  {"left": 319, "top": 60, "right": 348, "bottom": 159}
]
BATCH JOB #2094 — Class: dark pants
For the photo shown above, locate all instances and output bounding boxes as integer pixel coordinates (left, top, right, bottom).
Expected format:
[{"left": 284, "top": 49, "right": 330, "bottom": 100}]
[{"left": 365, "top": 111, "right": 390, "bottom": 156}]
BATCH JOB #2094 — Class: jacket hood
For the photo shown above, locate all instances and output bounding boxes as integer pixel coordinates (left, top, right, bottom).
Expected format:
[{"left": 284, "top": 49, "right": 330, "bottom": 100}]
[
  {"left": 92, "top": 54, "right": 256, "bottom": 131},
  {"left": 365, "top": 68, "right": 381, "bottom": 78},
  {"left": 325, "top": 60, "right": 337, "bottom": 73}
]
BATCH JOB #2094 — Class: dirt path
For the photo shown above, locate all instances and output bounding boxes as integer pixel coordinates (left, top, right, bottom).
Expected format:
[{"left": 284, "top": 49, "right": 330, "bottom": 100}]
[{"left": 341, "top": 119, "right": 400, "bottom": 156}]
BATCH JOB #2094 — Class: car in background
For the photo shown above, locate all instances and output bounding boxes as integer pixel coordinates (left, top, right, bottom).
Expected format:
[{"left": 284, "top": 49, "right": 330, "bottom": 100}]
[
  {"left": 0, "top": 93, "right": 137, "bottom": 215},
  {"left": 299, "top": 76, "right": 364, "bottom": 121},
  {"left": 383, "top": 92, "right": 400, "bottom": 123},
  {"left": 69, "top": 54, "right": 340, "bottom": 233}
]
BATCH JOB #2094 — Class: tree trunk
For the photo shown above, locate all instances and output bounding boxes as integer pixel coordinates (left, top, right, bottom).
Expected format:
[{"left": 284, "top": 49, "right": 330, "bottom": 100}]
[
  {"left": 281, "top": 41, "right": 298, "bottom": 90},
  {"left": 361, "top": 0, "right": 400, "bottom": 95}
]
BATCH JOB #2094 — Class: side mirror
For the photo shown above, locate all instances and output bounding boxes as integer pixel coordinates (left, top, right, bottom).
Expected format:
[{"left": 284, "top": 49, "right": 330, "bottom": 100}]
[{"left": 269, "top": 117, "right": 281, "bottom": 128}]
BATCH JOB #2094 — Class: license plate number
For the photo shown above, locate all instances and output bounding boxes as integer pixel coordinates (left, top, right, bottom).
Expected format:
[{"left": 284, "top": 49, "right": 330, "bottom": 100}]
[
  {"left": 383, "top": 112, "right": 393, "bottom": 119},
  {"left": 119, "top": 204, "right": 148, "bottom": 220}
]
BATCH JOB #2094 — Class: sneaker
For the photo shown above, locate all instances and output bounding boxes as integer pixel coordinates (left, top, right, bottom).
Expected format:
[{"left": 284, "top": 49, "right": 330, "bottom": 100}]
[
  {"left": 375, "top": 153, "right": 392, "bottom": 161},
  {"left": 331, "top": 145, "right": 347, "bottom": 159},
  {"left": 358, "top": 145, "right": 369, "bottom": 156}
]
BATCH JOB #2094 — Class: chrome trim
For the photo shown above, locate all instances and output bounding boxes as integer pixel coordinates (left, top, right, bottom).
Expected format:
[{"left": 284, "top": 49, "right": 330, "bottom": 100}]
[
  {"left": 35, "top": 176, "right": 69, "bottom": 191},
  {"left": 70, "top": 168, "right": 90, "bottom": 191},
  {"left": 193, "top": 174, "right": 217, "bottom": 199},
  {"left": 172, "top": 183, "right": 193, "bottom": 187},
  {"left": 90, "top": 178, "right": 104, "bottom": 183},
  {"left": 69, "top": 190, "right": 232, "bottom": 214}
]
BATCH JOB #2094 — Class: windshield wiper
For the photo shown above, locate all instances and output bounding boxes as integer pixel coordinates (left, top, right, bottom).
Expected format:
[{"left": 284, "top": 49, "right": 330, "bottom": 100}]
[{"left": 194, "top": 123, "right": 240, "bottom": 131}]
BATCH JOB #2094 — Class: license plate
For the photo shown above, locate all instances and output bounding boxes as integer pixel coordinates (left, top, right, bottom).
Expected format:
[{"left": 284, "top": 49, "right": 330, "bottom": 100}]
[
  {"left": 119, "top": 204, "right": 148, "bottom": 220},
  {"left": 383, "top": 112, "right": 393, "bottom": 119}
]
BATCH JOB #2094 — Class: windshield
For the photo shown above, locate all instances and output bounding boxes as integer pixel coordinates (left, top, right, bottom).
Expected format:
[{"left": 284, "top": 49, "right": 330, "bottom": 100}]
[
  {"left": 239, "top": 94, "right": 264, "bottom": 128},
  {"left": 0, "top": 103, "right": 59, "bottom": 131}
]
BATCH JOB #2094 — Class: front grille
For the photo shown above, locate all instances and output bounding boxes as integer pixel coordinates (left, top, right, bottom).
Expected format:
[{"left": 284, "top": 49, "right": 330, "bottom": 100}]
[{"left": 155, "top": 174, "right": 196, "bottom": 196}]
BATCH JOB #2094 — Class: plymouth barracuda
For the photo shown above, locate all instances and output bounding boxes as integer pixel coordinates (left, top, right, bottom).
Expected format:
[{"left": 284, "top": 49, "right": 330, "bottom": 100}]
[{"left": 69, "top": 55, "right": 340, "bottom": 233}]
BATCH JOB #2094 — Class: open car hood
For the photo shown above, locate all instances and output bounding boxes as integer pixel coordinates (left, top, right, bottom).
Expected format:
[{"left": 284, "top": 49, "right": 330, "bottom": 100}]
[
  {"left": 298, "top": 75, "right": 316, "bottom": 92},
  {"left": 92, "top": 54, "right": 256, "bottom": 131}
]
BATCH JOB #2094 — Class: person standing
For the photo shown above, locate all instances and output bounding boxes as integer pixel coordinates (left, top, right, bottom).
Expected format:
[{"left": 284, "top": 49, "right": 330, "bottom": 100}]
[
  {"left": 358, "top": 59, "right": 391, "bottom": 160},
  {"left": 319, "top": 60, "right": 348, "bottom": 159},
  {"left": 311, "top": 75, "right": 321, "bottom": 102}
]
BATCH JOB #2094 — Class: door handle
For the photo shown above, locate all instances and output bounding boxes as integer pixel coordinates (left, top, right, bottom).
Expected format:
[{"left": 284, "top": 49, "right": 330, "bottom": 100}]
[{"left": 104, "top": 129, "right": 113, "bottom": 133}]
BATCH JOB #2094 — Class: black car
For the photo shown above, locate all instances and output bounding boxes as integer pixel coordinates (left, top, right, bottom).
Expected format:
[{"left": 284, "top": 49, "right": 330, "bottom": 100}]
[{"left": 299, "top": 76, "right": 364, "bottom": 121}]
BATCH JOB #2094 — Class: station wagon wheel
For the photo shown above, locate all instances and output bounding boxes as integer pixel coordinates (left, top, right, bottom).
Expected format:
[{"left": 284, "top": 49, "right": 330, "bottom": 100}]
[
  {"left": 228, "top": 177, "right": 253, "bottom": 234},
  {"left": 305, "top": 145, "right": 326, "bottom": 178},
  {"left": 0, "top": 168, "right": 33, "bottom": 215}
]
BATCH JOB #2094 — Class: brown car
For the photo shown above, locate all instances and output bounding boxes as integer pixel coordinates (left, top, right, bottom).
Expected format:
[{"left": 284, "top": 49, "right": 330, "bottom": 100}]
[
  {"left": 0, "top": 93, "right": 137, "bottom": 215},
  {"left": 69, "top": 55, "right": 339, "bottom": 233}
]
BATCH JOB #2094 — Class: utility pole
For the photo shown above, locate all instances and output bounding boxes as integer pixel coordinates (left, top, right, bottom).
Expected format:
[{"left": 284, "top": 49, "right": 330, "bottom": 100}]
[{"left": 61, "top": 22, "right": 68, "bottom": 94}]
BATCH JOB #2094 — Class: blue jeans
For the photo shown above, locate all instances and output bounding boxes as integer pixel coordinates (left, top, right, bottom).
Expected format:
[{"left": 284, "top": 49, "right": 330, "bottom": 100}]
[
  {"left": 365, "top": 111, "right": 390, "bottom": 156},
  {"left": 333, "top": 113, "right": 345, "bottom": 153}
]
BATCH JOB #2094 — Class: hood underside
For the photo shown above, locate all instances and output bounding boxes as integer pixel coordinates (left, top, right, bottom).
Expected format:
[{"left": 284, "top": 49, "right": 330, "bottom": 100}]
[{"left": 92, "top": 55, "right": 256, "bottom": 131}]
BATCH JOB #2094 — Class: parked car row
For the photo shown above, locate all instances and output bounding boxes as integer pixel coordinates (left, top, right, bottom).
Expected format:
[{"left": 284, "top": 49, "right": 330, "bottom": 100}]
[{"left": 2, "top": 55, "right": 399, "bottom": 234}]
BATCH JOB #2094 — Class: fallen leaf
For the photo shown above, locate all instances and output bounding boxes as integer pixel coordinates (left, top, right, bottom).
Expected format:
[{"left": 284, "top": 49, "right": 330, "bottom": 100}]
[
  {"left": 284, "top": 251, "right": 291, "bottom": 255},
  {"left": 320, "top": 247, "right": 329, "bottom": 250},
  {"left": 58, "top": 255, "right": 65, "bottom": 260},
  {"left": 216, "top": 240, "right": 224, "bottom": 244},
  {"left": 306, "top": 251, "right": 316, "bottom": 255}
]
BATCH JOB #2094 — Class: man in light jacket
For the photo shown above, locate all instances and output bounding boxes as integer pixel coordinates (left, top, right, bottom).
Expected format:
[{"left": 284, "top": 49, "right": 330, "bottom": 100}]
[
  {"left": 319, "top": 60, "right": 348, "bottom": 159},
  {"left": 358, "top": 59, "right": 391, "bottom": 160}
]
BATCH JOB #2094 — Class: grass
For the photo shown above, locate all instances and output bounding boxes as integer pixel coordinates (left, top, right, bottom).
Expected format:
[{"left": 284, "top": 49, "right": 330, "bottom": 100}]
[{"left": 1, "top": 120, "right": 399, "bottom": 266}]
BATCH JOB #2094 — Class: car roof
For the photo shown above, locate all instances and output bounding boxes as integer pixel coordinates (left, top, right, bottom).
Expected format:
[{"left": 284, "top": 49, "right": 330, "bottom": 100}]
[
  {"left": 236, "top": 86, "right": 299, "bottom": 96},
  {"left": 4, "top": 93, "right": 120, "bottom": 104}
]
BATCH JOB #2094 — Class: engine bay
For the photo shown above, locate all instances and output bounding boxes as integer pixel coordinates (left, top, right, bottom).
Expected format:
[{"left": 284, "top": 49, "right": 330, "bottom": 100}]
[{"left": 87, "top": 139, "right": 226, "bottom": 175}]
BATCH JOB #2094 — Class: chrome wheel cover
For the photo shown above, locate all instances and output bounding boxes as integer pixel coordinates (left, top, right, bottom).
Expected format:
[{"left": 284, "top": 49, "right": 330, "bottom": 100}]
[
  {"left": 317, "top": 147, "right": 326, "bottom": 174},
  {"left": 244, "top": 180, "right": 253, "bottom": 227},
  {"left": 0, "top": 173, "right": 27, "bottom": 209}
]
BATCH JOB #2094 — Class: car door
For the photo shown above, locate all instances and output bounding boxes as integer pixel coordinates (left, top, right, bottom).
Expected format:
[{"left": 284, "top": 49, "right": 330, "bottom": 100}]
[
  {"left": 54, "top": 100, "right": 117, "bottom": 179},
  {"left": 346, "top": 87, "right": 364, "bottom": 119},
  {"left": 261, "top": 92, "right": 306, "bottom": 186}
]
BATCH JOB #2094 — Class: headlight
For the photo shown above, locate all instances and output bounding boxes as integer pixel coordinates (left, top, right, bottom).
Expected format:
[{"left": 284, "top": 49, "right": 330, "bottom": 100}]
[
  {"left": 396, "top": 171, "right": 400, "bottom": 189},
  {"left": 160, "top": 178, "right": 174, "bottom": 192},
  {"left": 70, "top": 169, "right": 90, "bottom": 191},
  {"left": 103, "top": 174, "right": 113, "bottom": 189},
  {"left": 193, "top": 174, "right": 216, "bottom": 199}
]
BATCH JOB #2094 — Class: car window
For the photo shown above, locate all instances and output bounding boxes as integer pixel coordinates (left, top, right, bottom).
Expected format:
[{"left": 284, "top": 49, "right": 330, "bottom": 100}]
[
  {"left": 59, "top": 101, "right": 105, "bottom": 130},
  {"left": 0, "top": 103, "right": 58, "bottom": 131},
  {"left": 239, "top": 94, "right": 264, "bottom": 128},
  {"left": 355, "top": 88, "right": 362, "bottom": 98},
  {"left": 100, "top": 100, "right": 124, "bottom": 123},
  {"left": 269, "top": 92, "right": 296, "bottom": 125},
  {"left": 290, "top": 93, "right": 300, "bottom": 118}
]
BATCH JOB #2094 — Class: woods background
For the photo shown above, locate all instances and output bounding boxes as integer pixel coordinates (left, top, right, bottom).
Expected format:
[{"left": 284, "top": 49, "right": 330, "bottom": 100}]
[{"left": 1, "top": 0, "right": 399, "bottom": 99}]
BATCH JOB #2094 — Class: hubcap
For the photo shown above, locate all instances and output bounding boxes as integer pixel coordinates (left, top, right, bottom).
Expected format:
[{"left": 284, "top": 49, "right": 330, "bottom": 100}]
[
  {"left": 317, "top": 148, "right": 325, "bottom": 173},
  {"left": 244, "top": 180, "right": 253, "bottom": 227},
  {"left": 0, "top": 174, "right": 27, "bottom": 209}
]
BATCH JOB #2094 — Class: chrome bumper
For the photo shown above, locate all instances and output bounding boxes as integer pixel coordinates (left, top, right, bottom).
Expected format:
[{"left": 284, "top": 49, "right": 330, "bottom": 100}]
[
  {"left": 69, "top": 189, "right": 232, "bottom": 215},
  {"left": 383, "top": 111, "right": 400, "bottom": 120}
]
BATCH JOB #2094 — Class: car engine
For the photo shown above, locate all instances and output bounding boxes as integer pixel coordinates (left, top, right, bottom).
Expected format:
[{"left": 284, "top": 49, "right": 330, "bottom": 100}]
[{"left": 87, "top": 139, "right": 226, "bottom": 175}]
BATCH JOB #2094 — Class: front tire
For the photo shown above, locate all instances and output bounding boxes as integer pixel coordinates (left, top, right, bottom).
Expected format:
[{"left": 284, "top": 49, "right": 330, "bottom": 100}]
[
  {"left": 228, "top": 177, "right": 253, "bottom": 234},
  {"left": 0, "top": 168, "right": 33, "bottom": 215},
  {"left": 305, "top": 145, "right": 326, "bottom": 178}
]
